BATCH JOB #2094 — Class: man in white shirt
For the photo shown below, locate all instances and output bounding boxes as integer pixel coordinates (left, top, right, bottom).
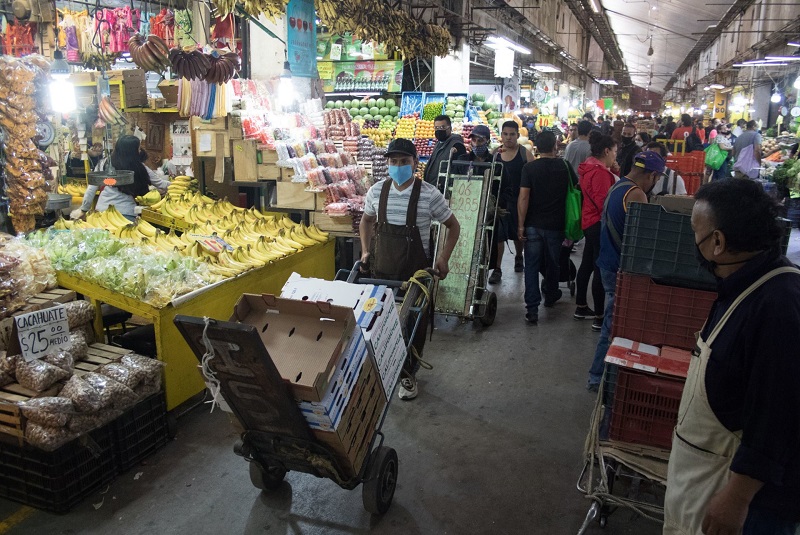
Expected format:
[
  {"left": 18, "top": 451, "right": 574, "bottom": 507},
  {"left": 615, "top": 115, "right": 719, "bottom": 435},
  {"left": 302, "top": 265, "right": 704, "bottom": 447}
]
[{"left": 645, "top": 142, "right": 687, "bottom": 196}]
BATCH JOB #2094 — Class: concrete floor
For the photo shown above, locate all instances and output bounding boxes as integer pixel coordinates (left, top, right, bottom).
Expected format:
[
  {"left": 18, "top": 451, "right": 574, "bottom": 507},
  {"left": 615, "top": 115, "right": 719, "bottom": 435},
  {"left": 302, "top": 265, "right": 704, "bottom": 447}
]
[{"left": 14, "top": 231, "right": 800, "bottom": 535}]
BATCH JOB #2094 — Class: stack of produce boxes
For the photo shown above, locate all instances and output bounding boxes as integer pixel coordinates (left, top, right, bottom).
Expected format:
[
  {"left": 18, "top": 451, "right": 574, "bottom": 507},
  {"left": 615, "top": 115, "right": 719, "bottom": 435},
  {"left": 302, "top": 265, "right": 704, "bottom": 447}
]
[{"left": 602, "top": 200, "right": 717, "bottom": 451}]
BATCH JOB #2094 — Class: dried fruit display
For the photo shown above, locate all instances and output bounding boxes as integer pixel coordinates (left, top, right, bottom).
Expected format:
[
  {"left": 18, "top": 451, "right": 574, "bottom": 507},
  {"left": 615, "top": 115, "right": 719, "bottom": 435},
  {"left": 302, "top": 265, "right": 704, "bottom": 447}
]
[{"left": 128, "top": 34, "right": 171, "bottom": 72}]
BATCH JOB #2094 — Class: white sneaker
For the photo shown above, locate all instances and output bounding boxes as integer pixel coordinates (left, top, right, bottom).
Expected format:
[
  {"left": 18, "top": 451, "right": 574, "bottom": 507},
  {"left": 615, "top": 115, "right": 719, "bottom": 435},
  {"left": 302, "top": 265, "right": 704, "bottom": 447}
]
[{"left": 398, "top": 376, "right": 418, "bottom": 400}]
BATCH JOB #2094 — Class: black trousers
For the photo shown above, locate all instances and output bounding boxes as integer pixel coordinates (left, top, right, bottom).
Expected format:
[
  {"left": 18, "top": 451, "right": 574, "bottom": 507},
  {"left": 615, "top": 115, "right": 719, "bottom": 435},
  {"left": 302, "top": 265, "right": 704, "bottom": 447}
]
[{"left": 576, "top": 221, "right": 604, "bottom": 313}]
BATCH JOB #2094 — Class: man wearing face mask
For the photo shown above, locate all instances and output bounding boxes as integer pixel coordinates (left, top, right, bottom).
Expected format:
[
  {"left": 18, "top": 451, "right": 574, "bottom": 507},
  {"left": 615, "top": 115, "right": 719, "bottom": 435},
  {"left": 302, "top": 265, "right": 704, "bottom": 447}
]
[
  {"left": 586, "top": 151, "right": 665, "bottom": 391},
  {"left": 423, "top": 115, "right": 467, "bottom": 190},
  {"left": 360, "top": 138, "right": 461, "bottom": 400},
  {"left": 616, "top": 123, "right": 641, "bottom": 178},
  {"left": 664, "top": 179, "right": 800, "bottom": 535}
]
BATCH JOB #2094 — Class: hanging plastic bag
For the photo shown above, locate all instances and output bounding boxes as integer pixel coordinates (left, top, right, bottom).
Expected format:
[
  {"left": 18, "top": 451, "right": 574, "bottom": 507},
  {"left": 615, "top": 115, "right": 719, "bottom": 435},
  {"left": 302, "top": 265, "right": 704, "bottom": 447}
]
[
  {"left": 705, "top": 143, "right": 726, "bottom": 171},
  {"left": 563, "top": 160, "right": 584, "bottom": 242}
]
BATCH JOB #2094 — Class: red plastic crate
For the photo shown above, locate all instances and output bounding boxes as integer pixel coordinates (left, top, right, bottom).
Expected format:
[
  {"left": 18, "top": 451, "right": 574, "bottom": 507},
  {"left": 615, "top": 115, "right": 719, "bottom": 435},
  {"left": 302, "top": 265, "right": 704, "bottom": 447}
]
[
  {"left": 666, "top": 152, "right": 705, "bottom": 175},
  {"left": 612, "top": 272, "right": 716, "bottom": 351},
  {"left": 609, "top": 368, "right": 685, "bottom": 449},
  {"left": 683, "top": 174, "right": 701, "bottom": 195}
]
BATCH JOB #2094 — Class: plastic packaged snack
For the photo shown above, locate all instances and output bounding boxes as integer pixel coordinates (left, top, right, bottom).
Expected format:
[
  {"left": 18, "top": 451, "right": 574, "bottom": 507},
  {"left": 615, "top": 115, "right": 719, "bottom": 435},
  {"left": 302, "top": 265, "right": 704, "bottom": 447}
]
[
  {"left": 67, "top": 331, "right": 89, "bottom": 360},
  {"left": 121, "top": 354, "right": 165, "bottom": 383},
  {"left": 100, "top": 362, "right": 145, "bottom": 389},
  {"left": 63, "top": 300, "right": 96, "bottom": 328},
  {"left": 20, "top": 396, "right": 74, "bottom": 427},
  {"left": 58, "top": 375, "right": 105, "bottom": 412},
  {"left": 68, "top": 408, "right": 120, "bottom": 434},
  {"left": 0, "top": 351, "right": 19, "bottom": 376},
  {"left": 82, "top": 372, "right": 138, "bottom": 411},
  {"left": 15, "top": 359, "right": 70, "bottom": 392},
  {"left": 25, "top": 422, "right": 77, "bottom": 451},
  {"left": 43, "top": 351, "right": 75, "bottom": 375}
]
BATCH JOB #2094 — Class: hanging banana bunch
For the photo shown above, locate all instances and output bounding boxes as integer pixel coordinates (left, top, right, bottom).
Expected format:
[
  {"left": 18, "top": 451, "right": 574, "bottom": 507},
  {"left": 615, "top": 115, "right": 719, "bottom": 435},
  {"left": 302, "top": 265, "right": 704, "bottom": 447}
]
[
  {"left": 315, "top": 0, "right": 452, "bottom": 59},
  {"left": 212, "top": 0, "right": 288, "bottom": 18}
]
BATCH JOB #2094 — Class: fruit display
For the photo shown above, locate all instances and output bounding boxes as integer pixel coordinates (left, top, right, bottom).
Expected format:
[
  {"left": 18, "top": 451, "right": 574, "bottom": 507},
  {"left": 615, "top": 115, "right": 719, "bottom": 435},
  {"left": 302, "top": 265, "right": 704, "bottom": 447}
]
[
  {"left": 461, "top": 124, "right": 475, "bottom": 139},
  {"left": 415, "top": 120, "right": 435, "bottom": 139},
  {"left": 327, "top": 98, "right": 399, "bottom": 127},
  {"left": 395, "top": 117, "right": 416, "bottom": 139},
  {"left": 58, "top": 182, "right": 89, "bottom": 199},
  {"left": 362, "top": 128, "right": 393, "bottom": 147},
  {"left": 422, "top": 102, "right": 443, "bottom": 121},
  {"left": 400, "top": 93, "right": 423, "bottom": 117},
  {"left": 97, "top": 96, "right": 127, "bottom": 126},
  {"left": 414, "top": 139, "right": 434, "bottom": 158},
  {"left": 168, "top": 47, "right": 211, "bottom": 81},
  {"left": 444, "top": 96, "right": 466, "bottom": 121},
  {"left": 0, "top": 55, "right": 53, "bottom": 233},
  {"left": 26, "top": 227, "right": 210, "bottom": 307},
  {"left": 135, "top": 190, "right": 162, "bottom": 206},
  {"left": 128, "top": 34, "right": 171, "bottom": 73},
  {"left": 212, "top": 0, "right": 288, "bottom": 18},
  {"left": 202, "top": 51, "right": 241, "bottom": 84},
  {"left": 316, "top": 0, "right": 451, "bottom": 59},
  {"left": 372, "top": 147, "right": 388, "bottom": 182}
]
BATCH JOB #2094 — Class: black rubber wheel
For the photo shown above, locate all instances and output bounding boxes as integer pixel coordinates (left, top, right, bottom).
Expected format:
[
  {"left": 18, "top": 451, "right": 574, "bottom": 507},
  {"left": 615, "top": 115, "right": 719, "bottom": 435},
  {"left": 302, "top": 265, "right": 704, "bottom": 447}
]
[
  {"left": 249, "top": 460, "right": 286, "bottom": 491},
  {"left": 478, "top": 292, "right": 498, "bottom": 326},
  {"left": 362, "top": 446, "right": 398, "bottom": 514}
]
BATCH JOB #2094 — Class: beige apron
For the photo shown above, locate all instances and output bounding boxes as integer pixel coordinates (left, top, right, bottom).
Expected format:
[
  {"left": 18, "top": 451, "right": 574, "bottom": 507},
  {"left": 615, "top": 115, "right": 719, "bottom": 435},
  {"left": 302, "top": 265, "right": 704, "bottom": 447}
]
[{"left": 663, "top": 266, "right": 800, "bottom": 535}]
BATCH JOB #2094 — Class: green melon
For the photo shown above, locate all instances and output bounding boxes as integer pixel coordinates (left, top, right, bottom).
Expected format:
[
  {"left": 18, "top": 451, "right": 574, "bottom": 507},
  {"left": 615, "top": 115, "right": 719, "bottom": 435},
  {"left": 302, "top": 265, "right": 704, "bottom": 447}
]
[
  {"left": 390, "top": 106, "right": 400, "bottom": 116},
  {"left": 325, "top": 101, "right": 335, "bottom": 109},
  {"left": 369, "top": 106, "right": 380, "bottom": 116},
  {"left": 364, "top": 114, "right": 374, "bottom": 120},
  {"left": 367, "top": 98, "right": 377, "bottom": 107},
  {"left": 377, "top": 98, "right": 386, "bottom": 107},
  {"left": 350, "top": 100, "right": 361, "bottom": 109},
  {"left": 343, "top": 99, "right": 352, "bottom": 108},
  {"left": 334, "top": 100, "right": 344, "bottom": 108},
  {"left": 360, "top": 107, "right": 370, "bottom": 115},
  {"left": 378, "top": 107, "right": 388, "bottom": 116}
]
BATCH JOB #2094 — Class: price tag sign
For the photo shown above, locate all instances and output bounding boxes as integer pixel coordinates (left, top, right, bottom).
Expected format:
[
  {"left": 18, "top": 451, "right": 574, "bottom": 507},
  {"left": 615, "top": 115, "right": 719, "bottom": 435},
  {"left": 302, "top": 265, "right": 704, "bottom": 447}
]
[
  {"left": 330, "top": 43, "right": 342, "bottom": 61},
  {"left": 14, "top": 305, "right": 71, "bottom": 362}
]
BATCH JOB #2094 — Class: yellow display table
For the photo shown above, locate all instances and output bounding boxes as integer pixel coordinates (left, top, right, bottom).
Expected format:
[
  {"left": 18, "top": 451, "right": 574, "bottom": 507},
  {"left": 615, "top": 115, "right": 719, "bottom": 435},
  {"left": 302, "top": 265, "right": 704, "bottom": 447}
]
[{"left": 56, "top": 240, "right": 335, "bottom": 410}]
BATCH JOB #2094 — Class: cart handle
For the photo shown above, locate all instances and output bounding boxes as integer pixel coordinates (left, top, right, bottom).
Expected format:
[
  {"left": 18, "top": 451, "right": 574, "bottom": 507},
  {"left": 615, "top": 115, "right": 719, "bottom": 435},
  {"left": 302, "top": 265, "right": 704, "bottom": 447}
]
[{"left": 335, "top": 261, "right": 438, "bottom": 288}]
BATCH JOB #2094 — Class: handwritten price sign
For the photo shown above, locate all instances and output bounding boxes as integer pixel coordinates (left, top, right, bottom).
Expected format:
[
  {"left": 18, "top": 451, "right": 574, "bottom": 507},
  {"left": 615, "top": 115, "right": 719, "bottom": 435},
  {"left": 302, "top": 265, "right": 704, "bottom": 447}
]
[{"left": 14, "top": 305, "right": 71, "bottom": 362}]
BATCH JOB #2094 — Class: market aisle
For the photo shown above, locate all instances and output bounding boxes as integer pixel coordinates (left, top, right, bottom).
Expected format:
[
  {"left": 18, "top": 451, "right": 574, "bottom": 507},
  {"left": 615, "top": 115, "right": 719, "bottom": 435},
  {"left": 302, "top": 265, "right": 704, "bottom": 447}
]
[{"left": 1, "top": 248, "right": 679, "bottom": 534}]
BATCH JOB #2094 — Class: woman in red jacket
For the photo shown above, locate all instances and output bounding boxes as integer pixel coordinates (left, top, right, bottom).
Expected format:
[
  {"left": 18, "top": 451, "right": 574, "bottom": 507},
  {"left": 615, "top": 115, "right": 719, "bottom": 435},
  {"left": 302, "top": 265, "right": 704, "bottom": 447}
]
[{"left": 574, "top": 132, "right": 618, "bottom": 331}]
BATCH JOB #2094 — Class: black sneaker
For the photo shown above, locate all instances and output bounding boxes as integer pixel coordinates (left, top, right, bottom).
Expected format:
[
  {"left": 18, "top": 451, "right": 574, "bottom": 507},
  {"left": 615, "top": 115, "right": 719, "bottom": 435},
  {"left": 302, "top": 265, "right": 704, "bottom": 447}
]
[
  {"left": 574, "top": 306, "right": 595, "bottom": 320},
  {"left": 488, "top": 269, "right": 502, "bottom": 284},
  {"left": 591, "top": 316, "right": 603, "bottom": 332},
  {"left": 543, "top": 289, "right": 563, "bottom": 308},
  {"left": 514, "top": 255, "right": 524, "bottom": 272},
  {"left": 525, "top": 313, "right": 538, "bottom": 324}
]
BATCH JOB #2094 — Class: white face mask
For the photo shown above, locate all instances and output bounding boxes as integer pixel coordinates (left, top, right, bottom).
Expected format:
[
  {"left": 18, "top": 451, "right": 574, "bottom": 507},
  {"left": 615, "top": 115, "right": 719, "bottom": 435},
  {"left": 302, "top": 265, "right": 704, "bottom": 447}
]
[{"left": 635, "top": 141, "right": 644, "bottom": 147}]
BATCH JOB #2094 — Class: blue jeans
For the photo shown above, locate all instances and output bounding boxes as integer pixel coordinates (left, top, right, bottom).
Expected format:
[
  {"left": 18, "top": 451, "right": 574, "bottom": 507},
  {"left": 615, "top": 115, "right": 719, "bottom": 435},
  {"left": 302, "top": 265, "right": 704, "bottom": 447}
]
[
  {"left": 743, "top": 507, "right": 799, "bottom": 535},
  {"left": 712, "top": 158, "right": 731, "bottom": 180},
  {"left": 523, "top": 227, "right": 564, "bottom": 315},
  {"left": 588, "top": 267, "right": 618, "bottom": 385}
]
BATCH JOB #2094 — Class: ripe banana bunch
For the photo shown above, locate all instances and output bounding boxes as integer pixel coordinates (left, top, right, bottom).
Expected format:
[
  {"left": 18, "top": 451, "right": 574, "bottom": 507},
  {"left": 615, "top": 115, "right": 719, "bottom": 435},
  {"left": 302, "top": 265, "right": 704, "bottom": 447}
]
[
  {"left": 315, "top": 0, "right": 452, "bottom": 59},
  {"left": 85, "top": 205, "right": 132, "bottom": 232},
  {"left": 98, "top": 96, "right": 127, "bottom": 126},
  {"left": 212, "top": 0, "right": 287, "bottom": 19},
  {"left": 204, "top": 51, "right": 241, "bottom": 85},
  {"left": 135, "top": 190, "right": 162, "bottom": 206},
  {"left": 58, "top": 183, "right": 87, "bottom": 197},
  {"left": 129, "top": 34, "right": 171, "bottom": 72},
  {"left": 169, "top": 47, "right": 211, "bottom": 81}
]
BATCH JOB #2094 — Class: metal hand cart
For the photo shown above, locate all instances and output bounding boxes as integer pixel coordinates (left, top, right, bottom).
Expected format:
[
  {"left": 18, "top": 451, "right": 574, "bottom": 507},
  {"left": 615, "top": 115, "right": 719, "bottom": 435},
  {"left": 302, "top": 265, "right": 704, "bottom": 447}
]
[
  {"left": 432, "top": 157, "right": 503, "bottom": 327},
  {"left": 173, "top": 267, "right": 434, "bottom": 515},
  {"left": 576, "top": 367, "right": 669, "bottom": 533}
]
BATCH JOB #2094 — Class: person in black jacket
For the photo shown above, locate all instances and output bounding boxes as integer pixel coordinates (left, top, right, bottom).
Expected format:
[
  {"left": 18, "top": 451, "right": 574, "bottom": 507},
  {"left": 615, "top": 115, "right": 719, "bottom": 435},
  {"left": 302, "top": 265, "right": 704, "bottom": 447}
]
[
  {"left": 422, "top": 115, "right": 466, "bottom": 190},
  {"left": 616, "top": 123, "right": 641, "bottom": 177}
]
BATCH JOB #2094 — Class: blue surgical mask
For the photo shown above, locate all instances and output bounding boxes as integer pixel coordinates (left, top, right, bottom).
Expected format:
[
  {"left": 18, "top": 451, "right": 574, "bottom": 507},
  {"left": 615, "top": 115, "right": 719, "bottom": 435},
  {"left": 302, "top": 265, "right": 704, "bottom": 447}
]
[{"left": 388, "top": 164, "right": 414, "bottom": 185}]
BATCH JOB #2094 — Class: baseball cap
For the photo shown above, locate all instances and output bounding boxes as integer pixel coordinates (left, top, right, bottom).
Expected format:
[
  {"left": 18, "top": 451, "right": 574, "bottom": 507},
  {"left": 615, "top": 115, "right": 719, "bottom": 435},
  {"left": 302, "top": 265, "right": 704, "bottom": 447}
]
[
  {"left": 469, "top": 125, "right": 492, "bottom": 141},
  {"left": 633, "top": 151, "right": 666, "bottom": 174},
  {"left": 385, "top": 138, "right": 417, "bottom": 159}
]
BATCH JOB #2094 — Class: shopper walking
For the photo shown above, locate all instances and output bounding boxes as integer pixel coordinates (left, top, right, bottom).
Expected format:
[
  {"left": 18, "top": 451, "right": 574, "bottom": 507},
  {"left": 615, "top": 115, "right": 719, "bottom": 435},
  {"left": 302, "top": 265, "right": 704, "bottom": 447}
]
[
  {"left": 423, "top": 114, "right": 466, "bottom": 190},
  {"left": 517, "top": 130, "right": 578, "bottom": 324},
  {"left": 489, "top": 121, "right": 529, "bottom": 283},
  {"left": 563, "top": 120, "right": 593, "bottom": 174},
  {"left": 575, "top": 132, "right": 617, "bottom": 331},
  {"left": 586, "top": 151, "right": 665, "bottom": 391},
  {"left": 646, "top": 141, "right": 687, "bottom": 196},
  {"left": 733, "top": 120, "right": 762, "bottom": 179},
  {"left": 712, "top": 123, "right": 735, "bottom": 180},
  {"left": 616, "top": 123, "right": 641, "bottom": 177},
  {"left": 664, "top": 179, "right": 800, "bottom": 535},
  {"left": 360, "top": 138, "right": 461, "bottom": 400}
]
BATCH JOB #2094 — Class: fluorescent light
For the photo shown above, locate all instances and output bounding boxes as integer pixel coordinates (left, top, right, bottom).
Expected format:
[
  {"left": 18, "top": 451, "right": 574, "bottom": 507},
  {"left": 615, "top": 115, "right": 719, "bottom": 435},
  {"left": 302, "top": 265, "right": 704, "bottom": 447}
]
[
  {"left": 590, "top": 0, "right": 601, "bottom": 13},
  {"left": 764, "top": 56, "right": 800, "bottom": 61},
  {"left": 487, "top": 36, "right": 531, "bottom": 55},
  {"left": 597, "top": 79, "right": 618, "bottom": 85},
  {"left": 532, "top": 63, "right": 561, "bottom": 73},
  {"left": 733, "top": 62, "right": 788, "bottom": 67},
  {"left": 709, "top": 83, "right": 725, "bottom": 89},
  {"left": 789, "top": 42, "right": 800, "bottom": 47}
]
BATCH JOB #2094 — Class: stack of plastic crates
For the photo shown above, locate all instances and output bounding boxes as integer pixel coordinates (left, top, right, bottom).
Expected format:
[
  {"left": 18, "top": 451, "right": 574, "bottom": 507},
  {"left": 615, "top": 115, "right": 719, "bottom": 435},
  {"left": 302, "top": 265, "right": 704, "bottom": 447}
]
[
  {"left": 602, "top": 202, "right": 719, "bottom": 450},
  {"left": 666, "top": 152, "right": 705, "bottom": 195}
]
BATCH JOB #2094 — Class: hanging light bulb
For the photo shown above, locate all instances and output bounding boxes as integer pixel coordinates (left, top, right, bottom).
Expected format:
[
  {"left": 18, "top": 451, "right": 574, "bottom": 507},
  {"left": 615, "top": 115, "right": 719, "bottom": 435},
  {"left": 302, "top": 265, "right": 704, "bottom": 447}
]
[
  {"left": 278, "top": 61, "right": 295, "bottom": 110},
  {"left": 49, "top": 50, "right": 76, "bottom": 114},
  {"left": 770, "top": 90, "right": 781, "bottom": 103}
]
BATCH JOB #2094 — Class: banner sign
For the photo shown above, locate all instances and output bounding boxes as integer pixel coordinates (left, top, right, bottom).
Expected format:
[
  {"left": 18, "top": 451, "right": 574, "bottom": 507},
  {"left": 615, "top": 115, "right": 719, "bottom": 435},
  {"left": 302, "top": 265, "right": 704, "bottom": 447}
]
[
  {"left": 286, "top": 0, "right": 317, "bottom": 77},
  {"left": 318, "top": 60, "right": 403, "bottom": 93}
]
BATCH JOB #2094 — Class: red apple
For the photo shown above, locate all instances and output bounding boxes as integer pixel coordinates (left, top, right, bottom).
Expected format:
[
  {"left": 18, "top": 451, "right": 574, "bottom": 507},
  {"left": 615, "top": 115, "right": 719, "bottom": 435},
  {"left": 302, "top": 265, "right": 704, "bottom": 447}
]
[{"left": 289, "top": 17, "right": 296, "bottom": 28}]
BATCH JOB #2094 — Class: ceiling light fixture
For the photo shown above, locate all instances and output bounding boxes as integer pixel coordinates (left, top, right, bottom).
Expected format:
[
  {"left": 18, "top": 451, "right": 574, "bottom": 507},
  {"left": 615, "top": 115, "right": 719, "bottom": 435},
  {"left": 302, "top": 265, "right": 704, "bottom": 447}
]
[
  {"left": 770, "top": 88, "right": 782, "bottom": 103},
  {"left": 733, "top": 62, "right": 788, "bottom": 67},
  {"left": 703, "top": 86, "right": 711, "bottom": 91},
  {"left": 532, "top": 63, "right": 561, "bottom": 73},
  {"left": 487, "top": 36, "right": 531, "bottom": 55},
  {"left": 764, "top": 56, "right": 800, "bottom": 62},
  {"left": 709, "top": 83, "right": 725, "bottom": 90},
  {"left": 590, "top": 0, "right": 601, "bottom": 13},
  {"left": 788, "top": 42, "right": 800, "bottom": 47},
  {"left": 597, "top": 79, "right": 618, "bottom": 85}
]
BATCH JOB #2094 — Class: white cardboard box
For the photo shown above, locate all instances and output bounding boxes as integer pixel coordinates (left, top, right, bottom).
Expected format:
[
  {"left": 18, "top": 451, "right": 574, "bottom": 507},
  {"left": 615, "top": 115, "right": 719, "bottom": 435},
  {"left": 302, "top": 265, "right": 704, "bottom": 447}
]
[{"left": 281, "top": 274, "right": 406, "bottom": 395}]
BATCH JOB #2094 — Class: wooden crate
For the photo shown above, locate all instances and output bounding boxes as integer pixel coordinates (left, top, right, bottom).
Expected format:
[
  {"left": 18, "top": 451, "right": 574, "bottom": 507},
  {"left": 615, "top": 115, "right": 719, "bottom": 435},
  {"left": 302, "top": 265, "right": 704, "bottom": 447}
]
[
  {"left": 274, "top": 182, "right": 317, "bottom": 210},
  {"left": 260, "top": 149, "right": 279, "bottom": 164},
  {"left": 312, "top": 212, "right": 356, "bottom": 235},
  {"left": 0, "top": 343, "right": 126, "bottom": 444},
  {"left": 279, "top": 168, "right": 295, "bottom": 182},
  {"left": 232, "top": 139, "right": 259, "bottom": 181}
]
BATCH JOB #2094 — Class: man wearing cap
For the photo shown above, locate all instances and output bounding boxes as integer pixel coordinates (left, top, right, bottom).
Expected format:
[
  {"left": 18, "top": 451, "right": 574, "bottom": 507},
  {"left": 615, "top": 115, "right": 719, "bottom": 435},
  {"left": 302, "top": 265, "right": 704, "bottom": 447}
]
[
  {"left": 423, "top": 115, "right": 467, "bottom": 191},
  {"left": 586, "top": 151, "right": 666, "bottom": 391},
  {"left": 360, "top": 138, "right": 461, "bottom": 401}
]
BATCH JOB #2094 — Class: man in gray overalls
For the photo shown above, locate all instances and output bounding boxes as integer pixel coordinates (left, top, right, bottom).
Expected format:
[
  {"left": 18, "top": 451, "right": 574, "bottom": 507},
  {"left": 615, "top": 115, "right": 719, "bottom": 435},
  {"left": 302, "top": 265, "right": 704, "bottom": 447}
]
[{"left": 359, "top": 139, "right": 461, "bottom": 400}]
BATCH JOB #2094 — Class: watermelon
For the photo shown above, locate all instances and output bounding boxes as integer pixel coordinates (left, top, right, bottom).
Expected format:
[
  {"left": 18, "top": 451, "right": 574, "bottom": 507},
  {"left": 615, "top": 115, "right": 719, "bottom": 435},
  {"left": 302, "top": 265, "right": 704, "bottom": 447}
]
[
  {"left": 370, "top": 106, "right": 380, "bottom": 116},
  {"left": 364, "top": 114, "right": 374, "bottom": 120},
  {"left": 385, "top": 98, "right": 396, "bottom": 108},
  {"left": 367, "top": 98, "right": 377, "bottom": 107},
  {"left": 334, "top": 100, "right": 343, "bottom": 108},
  {"left": 472, "top": 93, "right": 486, "bottom": 103},
  {"left": 360, "top": 107, "right": 370, "bottom": 115},
  {"left": 377, "top": 98, "right": 386, "bottom": 107},
  {"left": 379, "top": 107, "right": 389, "bottom": 116},
  {"left": 482, "top": 102, "right": 493, "bottom": 112},
  {"left": 325, "top": 101, "right": 335, "bottom": 109},
  {"left": 390, "top": 106, "right": 400, "bottom": 116},
  {"left": 343, "top": 99, "right": 351, "bottom": 108}
]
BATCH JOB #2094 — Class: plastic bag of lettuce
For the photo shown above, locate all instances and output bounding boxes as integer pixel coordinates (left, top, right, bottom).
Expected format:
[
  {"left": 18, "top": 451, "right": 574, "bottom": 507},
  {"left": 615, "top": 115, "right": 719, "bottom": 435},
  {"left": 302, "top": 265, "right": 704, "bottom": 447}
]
[{"left": 26, "top": 229, "right": 211, "bottom": 307}]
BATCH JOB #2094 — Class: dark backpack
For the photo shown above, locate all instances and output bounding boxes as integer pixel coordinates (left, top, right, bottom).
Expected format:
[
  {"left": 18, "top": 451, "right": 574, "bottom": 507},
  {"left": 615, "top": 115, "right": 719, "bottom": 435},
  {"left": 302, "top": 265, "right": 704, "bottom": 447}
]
[{"left": 686, "top": 127, "right": 704, "bottom": 152}]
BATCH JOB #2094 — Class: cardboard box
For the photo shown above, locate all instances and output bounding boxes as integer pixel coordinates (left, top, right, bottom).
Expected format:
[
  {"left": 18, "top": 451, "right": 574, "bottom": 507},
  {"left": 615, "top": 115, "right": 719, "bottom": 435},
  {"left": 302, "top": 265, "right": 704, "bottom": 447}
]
[
  {"left": 657, "top": 346, "right": 692, "bottom": 378},
  {"left": 228, "top": 113, "right": 243, "bottom": 140},
  {"left": 230, "top": 294, "right": 356, "bottom": 402},
  {"left": 157, "top": 79, "right": 179, "bottom": 107},
  {"left": 297, "top": 329, "right": 369, "bottom": 430},
  {"left": 194, "top": 131, "right": 231, "bottom": 158},
  {"left": 232, "top": 139, "right": 258, "bottom": 181},
  {"left": 653, "top": 195, "right": 696, "bottom": 215},
  {"left": 311, "top": 355, "right": 386, "bottom": 477},
  {"left": 605, "top": 337, "right": 661, "bottom": 373},
  {"left": 280, "top": 275, "right": 406, "bottom": 397},
  {"left": 275, "top": 181, "right": 317, "bottom": 210}
]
